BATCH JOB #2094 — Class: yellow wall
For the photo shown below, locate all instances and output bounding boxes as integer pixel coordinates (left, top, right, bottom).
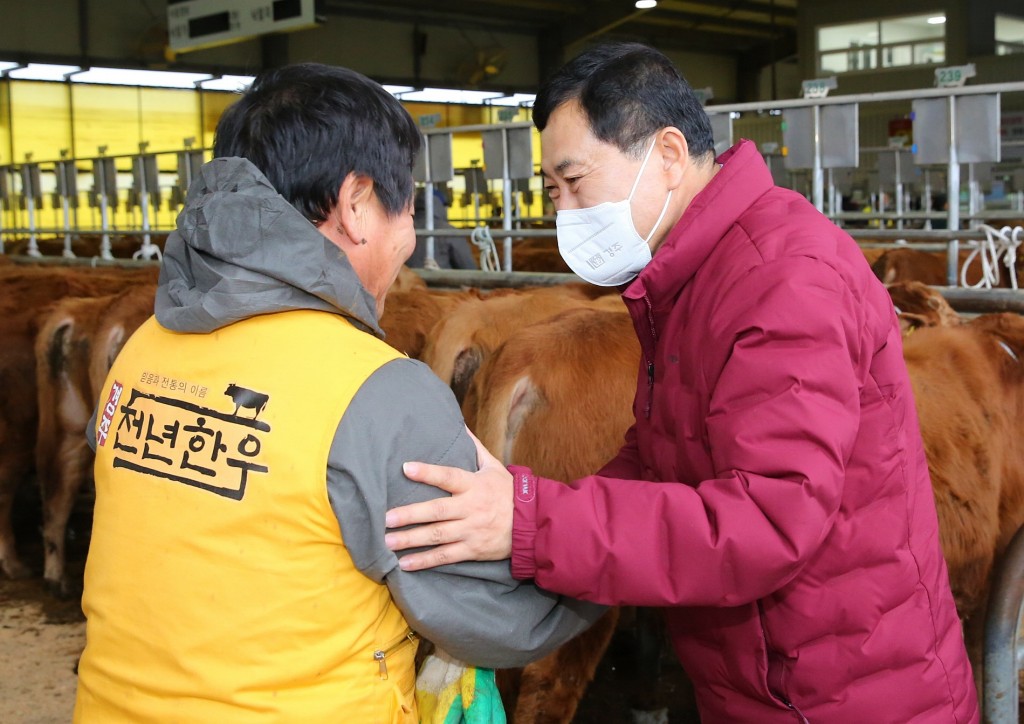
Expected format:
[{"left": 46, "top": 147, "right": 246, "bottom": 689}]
[{"left": 0, "top": 81, "right": 10, "bottom": 166}]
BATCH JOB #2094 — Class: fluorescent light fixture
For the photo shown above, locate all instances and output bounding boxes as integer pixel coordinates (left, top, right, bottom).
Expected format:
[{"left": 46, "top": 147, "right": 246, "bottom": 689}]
[
  {"left": 928, "top": 16, "right": 946, "bottom": 24},
  {"left": 199, "top": 75, "right": 255, "bottom": 91},
  {"left": 635, "top": 0, "right": 657, "bottom": 8},
  {"left": 489, "top": 93, "right": 536, "bottom": 107},
  {"left": 8, "top": 63, "right": 81, "bottom": 81},
  {"left": 72, "top": 67, "right": 212, "bottom": 88},
  {"left": 398, "top": 87, "right": 504, "bottom": 104},
  {"left": 383, "top": 84, "right": 415, "bottom": 95},
  {"left": 0, "top": 61, "right": 20, "bottom": 74}
]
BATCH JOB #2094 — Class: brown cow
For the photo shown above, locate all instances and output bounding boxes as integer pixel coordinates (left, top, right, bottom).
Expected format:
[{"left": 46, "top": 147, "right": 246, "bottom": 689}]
[
  {"left": 507, "top": 238, "right": 572, "bottom": 274},
  {"left": 465, "top": 307, "right": 637, "bottom": 480},
  {"left": 423, "top": 285, "right": 620, "bottom": 404},
  {"left": 859, "top": 247, "right": 889, "bottom": 268},
  {"left": 885, "top": 280, "right": 961, "bottom": 334},
  {"left": 380, "top": 288, "right": 482, "bottom": 360},
  {"left": 34, "top": 284, "right": 157, "bottom": 595},
  {"left": 463, "top": 308, "right": 640, "bottom": 723},
  {"left": 390, "top": 264, "right": 427, "bottom": 294},
  {"left": 903, "top": 313, "right": 1024, "bottom": 686},
  {"left": 0, "top": 265, "right": 156, "bottom": 582},
  {"left": 872, "top": 246, "right": 1024, "bottom": 288}
]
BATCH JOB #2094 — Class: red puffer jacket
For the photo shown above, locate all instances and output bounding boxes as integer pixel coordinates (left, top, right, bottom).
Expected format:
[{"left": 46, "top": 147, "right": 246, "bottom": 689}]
[{"left": 510, "top": 140, "right": 978, "bottom": 722}]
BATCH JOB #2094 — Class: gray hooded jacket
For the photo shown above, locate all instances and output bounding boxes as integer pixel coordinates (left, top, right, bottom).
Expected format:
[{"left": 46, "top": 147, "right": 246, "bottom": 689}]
[{"left": 111, "top": 157, "right": 606, "bottom": 668}]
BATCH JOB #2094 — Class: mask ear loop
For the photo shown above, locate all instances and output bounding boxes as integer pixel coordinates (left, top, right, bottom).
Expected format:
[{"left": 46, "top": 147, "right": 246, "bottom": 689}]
[
  {"left": 628, "top": 137, "right": 674, "bottom": 245},
  {"left": 644, "top": 190, "right": 674, "bottom": 245},
  {"left": 627, "top": 138, "right": 660, "bottom": 202}
]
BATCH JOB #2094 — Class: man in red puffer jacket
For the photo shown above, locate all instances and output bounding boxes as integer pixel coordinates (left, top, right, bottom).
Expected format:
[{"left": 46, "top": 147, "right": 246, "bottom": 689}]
[{"left": 386, "top": 42, "right": 978, "bottom": 723}]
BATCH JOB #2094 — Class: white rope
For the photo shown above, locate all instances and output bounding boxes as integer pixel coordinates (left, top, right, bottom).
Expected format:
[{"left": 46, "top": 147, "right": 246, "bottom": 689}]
[
  {"left": 133, "top": 241, "right": 163, "bottom": 262},
  {"left": 471, "top": 226, "right": 501, "bottom": 272},
  {"left": 960, "top": 224, "right": 1022, "bottom": 290}
]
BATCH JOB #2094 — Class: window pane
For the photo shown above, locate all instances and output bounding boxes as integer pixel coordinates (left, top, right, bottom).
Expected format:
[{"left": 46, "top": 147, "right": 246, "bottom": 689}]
[
  {"left": 820, "top": 50, "right": 849, "bottom": 74},
  {"left": 818, "top": 22, "right": 878, "bottom": 52},
  {"left": 846, "top": 47, "right": 877, "bottom": 71},
  {"left": 882, "top": 44, "right": 914, "bottom": 67},
  {"left": 881, "top": 13, "right": 945, "bottom": 44},
  {"left": 914, "top": 41, "right": 946, "bottom": 64},
  {"left": 996, "top": 14, "right": 1024, "bottom": 55}
]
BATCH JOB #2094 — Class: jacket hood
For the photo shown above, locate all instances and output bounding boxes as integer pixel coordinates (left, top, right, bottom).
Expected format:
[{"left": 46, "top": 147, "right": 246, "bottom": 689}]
[{"left": 155, "top": 157, "right": 381, "bottom": 336}]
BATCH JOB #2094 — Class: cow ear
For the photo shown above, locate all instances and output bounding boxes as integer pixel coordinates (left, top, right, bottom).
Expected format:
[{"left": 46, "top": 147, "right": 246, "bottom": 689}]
[
  {"left": 899, "top": 313, "right": 929, "bottom": 334},
  {"left": 451, "top": 346, "right": 483, "bottom": 406}
]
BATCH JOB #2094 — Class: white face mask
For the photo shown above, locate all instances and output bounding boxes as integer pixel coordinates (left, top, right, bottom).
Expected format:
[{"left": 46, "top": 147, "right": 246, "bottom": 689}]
[{"left": 555, "top": 138, "right": 673, "bottom": 287}]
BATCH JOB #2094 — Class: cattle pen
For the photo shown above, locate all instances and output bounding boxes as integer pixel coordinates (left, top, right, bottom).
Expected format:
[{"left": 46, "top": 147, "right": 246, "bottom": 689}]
[{"left": 2, "top": 34, "right": 1024, "bottom": 720}]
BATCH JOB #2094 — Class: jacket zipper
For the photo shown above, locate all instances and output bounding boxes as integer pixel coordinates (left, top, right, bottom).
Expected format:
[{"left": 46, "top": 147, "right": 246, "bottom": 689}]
[
  {"left": 643, "top": 295, "right": 658, "bottom": 419},
  {"left": 373, "top": 630, "right": 417, "bottom": 680},
  {"left": 757, "top": 603, "right": 810, "bottom": 723}
]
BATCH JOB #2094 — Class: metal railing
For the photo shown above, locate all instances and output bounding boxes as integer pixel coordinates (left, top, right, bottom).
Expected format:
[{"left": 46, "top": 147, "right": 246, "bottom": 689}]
[{"left": 984, "top": 523, "right": 1024, "bottom": 723}]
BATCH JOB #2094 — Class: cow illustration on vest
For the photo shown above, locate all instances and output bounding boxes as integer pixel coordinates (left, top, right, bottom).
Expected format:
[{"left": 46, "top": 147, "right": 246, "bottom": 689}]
[{"left": 224, "top": 383, "right": 270, "bottom": 420}]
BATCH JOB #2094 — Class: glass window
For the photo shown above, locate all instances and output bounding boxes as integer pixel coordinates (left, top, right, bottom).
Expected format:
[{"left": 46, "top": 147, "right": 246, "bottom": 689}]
[
  {"left": 818, "top": 22, "right": 878, "bottom": 52},
  {"left": 817, "top": 13, "right": 945, "bottom": 73},
  {"left": 880, "top": 14, "right": 944, "bottom": 44},
  {"left": 820, "top": 51, "right": 849, "bottom": 74},
  {"left": 996, "top": 13, "right": 1024, "bottom": 55},
  {"left": 883, "top": 45, "right": 913, "bottom": 68},
  {"left": 914, "top": 41, "right": 946, "bottom": 65}
]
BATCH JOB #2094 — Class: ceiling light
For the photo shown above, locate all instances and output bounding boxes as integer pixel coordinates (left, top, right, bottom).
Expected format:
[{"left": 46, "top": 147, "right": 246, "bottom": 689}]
[
  {"left": 383, "top": 85, "right": 415, "bottom": 96},
  {"left": 927, "top": 16, "right": 946, "bottom": 24},
  {"left": 72, "top": 67, "right": 212, "bottom": 89},
  {"left": 489, "top": 93, "right": 536, "bottom": 107},
  {"left": 199, "top": 75, "right": 255, "bottom": 92},
  {"left": 7, "top": 63, "right": 81, "bottom": 81},
  {"left": 635, "top": 0, "right": 657, "bottom": 8},
  {"left": 398, "top": 87, "right": 505, "bottom": 104}
]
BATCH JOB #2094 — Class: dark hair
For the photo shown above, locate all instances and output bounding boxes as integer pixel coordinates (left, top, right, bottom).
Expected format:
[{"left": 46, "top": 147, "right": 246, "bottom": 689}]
[
  {"left": 213, "top": 63, "right": 421, "bottom": 222},
  {"left": 533, "top": 43, "right": 714, "bottom": 162}
]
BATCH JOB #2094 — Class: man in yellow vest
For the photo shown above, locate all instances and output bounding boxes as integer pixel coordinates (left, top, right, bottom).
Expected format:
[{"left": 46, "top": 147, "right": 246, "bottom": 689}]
[{"left": 74, "top": 63, "right": 604, "bottom": 723}]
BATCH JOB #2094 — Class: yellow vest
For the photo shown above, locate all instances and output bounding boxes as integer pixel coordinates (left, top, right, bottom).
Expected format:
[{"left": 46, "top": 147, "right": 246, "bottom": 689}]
[{"left": 75, "top": 310, "right": 417, "bottom": 723}]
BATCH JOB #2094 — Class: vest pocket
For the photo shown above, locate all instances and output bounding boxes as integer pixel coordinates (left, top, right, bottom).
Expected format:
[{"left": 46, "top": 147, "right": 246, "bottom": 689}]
[
  {"left": 374, "top": 630, "right": 418, "bottom": 680},
  {"left": 387, "top": 681, "right": 417, "bottom": 723},
  {"left": 376, "top": 630, "right": 418, "bottom": 723}
]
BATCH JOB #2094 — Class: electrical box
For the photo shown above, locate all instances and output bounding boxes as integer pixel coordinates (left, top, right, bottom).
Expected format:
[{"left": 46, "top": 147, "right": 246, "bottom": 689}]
[
  {"left": 481, "top": 127, "right": 533, "bottom": 180},
  {"left": 912, "top": 94, "right": 1002, "bottom": 165},
  {"left": 168, "top": 0, "right": 324, "bottom": 53},
  {"left": 783, "top": 104, "right": 859, "bottom": 170},
  {"left": 413, "top": 134, "right": 454, "bottom": 184},
  {"left": 708, "top": 112, "right": 733, "bottom": 157},
  {"left": 878, "top": 150, "right": 915, "bottom": 187}
]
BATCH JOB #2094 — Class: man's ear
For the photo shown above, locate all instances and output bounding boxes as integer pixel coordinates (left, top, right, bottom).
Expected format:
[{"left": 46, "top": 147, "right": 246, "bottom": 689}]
[
  {"left": 335, "top": 173, "right": 375, "bottom": 246},
  {"left": 658, "top": 127, "right": 688, "bottom": 191}
]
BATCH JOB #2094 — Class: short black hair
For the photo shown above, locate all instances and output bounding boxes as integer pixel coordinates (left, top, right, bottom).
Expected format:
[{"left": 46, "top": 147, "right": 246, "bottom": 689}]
[
  {"left": 533, "top": 43, "right": 714, "bottom": 162},
  {"left": 213, "top": 63, "right": 421, "bottom": 222}
]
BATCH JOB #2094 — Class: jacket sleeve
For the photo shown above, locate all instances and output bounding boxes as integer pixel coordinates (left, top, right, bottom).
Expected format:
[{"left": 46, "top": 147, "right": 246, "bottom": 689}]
[
  {"left": 512, "top": 259, "right": 863, "bottom": 608},
  {"left": 86, "top": 409, "right": 98, "bottom": 451},
  {"left": 327, "top": 357, "right": 607, "bottom": 668}
]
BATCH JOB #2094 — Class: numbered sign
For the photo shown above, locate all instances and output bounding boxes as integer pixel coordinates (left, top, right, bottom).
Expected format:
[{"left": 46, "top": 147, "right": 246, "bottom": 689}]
[
  {"left": 693, "top": 87, "right": 714, "bottom": 107},
  {"left": 934, "top": 64, "right": 976, "bottom": 89},
  {"left": 418, "top": 113, "right": 442, "bottom": 129},
  {"left": 801, "top": 77, "right": 837, "bottom": 100}
]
